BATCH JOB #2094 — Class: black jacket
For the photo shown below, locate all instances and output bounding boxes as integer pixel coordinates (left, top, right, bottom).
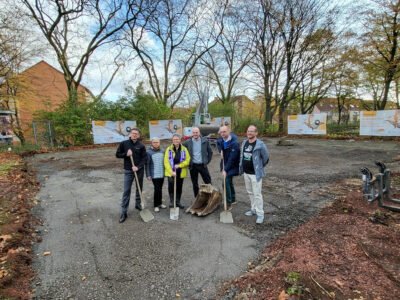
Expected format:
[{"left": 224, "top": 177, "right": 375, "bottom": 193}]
[{"left": 116, "top": 138, "right": 147, "bottom": 170}]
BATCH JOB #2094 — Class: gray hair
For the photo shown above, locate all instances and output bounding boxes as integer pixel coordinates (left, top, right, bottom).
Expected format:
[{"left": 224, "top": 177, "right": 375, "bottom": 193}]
[{"left": 172, "top": 133, "right": 181, "bottom": 139}]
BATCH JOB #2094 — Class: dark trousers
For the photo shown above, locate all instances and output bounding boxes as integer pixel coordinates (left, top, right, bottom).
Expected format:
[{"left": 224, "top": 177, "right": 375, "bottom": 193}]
[
  {"left": 224, "top": 176, "right": 235, "bottom": 205},
  {"left": 121, "top": 168, "right": 144, "bottom": 215},
  {"left": 152, "top": 178, "right": 164, "bottom": 207},
  {"left": 189, "top": 163, "right": 212, "bottom": 197},
  {"left": 168, "top": 176, "right": 184, "bottom": 205}
]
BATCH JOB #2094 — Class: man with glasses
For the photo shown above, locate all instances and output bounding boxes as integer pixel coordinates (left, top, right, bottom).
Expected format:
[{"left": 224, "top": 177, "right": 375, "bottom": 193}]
[
  {"left": 240, "top": 125, "right": 269, "bottom": 224},
  {"left": 116, "top": 128, "right": 147, "bottom": 223}
]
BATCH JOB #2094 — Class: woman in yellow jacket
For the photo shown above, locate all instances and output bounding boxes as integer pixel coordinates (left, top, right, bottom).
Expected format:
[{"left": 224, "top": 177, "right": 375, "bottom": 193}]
[{"left": 164, "top": 134, "right": 191, "bottom": 209}]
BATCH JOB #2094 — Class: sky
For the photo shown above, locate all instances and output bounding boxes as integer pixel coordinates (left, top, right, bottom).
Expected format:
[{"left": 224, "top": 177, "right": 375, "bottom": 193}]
[{"left": 23, "top": 0, "right": 378, "bottom": 104}]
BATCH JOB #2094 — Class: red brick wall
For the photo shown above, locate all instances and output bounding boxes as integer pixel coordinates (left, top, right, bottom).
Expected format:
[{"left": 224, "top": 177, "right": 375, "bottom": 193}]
[{"left": 15, "top": 61, "right": 90, "bottom": 142}]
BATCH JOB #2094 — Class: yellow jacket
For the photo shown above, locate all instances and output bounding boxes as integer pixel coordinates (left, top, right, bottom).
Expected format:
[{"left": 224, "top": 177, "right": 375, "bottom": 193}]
[{"left": 164, "top": 144, "right": 191, "bottom": 178}]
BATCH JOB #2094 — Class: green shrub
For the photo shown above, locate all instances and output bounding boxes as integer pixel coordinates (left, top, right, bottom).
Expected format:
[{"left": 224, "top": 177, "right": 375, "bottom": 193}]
[
  {"left": 235, "top": 117, "right": 266, "bottom": 134},
  {"left": 35, "top": 103, "right": 92, "bottom": 146},
  {"left": 327, "top": 123, "right": 359, "bottom": 136},
  {"left": 0, "top": 143, "right": 41, "bottom": 155},
  {"left": 208, "top": 101, "right": 235, "bottom": 120}
]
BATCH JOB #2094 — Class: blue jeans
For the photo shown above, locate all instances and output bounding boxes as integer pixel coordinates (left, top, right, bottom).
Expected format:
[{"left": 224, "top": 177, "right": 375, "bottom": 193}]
[
  {"left": 121, "top": 168, "right": 144, "bottom": 215},
  {"left": 225, "top": 176, "right": 235, "bottom": 204}
]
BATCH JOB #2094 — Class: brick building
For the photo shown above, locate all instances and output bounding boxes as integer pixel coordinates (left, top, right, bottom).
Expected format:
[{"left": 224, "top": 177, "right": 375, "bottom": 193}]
[{"left": 0, "top": 60, "right": 93, "bottom": 143}]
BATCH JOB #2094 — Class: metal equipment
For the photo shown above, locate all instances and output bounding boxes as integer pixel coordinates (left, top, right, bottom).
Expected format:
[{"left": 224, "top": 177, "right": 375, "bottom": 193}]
[{"left": 361, "top": 161, "right": 400, "bottom": 212}]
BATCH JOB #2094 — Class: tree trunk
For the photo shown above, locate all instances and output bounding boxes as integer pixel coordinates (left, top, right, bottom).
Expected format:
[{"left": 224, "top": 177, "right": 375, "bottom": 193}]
[{"left": 278, "top": 102, "right": 285, "bottom": 132}]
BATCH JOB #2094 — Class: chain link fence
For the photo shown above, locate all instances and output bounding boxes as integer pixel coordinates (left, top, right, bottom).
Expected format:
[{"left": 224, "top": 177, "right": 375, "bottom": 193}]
[{"left": 32, "top": 121, "right": 55, "bottom": 147}]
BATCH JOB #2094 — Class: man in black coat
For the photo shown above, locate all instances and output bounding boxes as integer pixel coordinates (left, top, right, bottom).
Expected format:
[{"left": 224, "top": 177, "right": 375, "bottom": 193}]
[{"left": 115, "top": 128, "right": 147, "bottom": 223}]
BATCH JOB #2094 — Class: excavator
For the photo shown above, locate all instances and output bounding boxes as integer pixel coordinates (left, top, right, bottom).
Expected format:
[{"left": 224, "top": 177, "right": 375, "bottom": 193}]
[{"left": 182, "top": 92, "right": 219, "bottom": 148}]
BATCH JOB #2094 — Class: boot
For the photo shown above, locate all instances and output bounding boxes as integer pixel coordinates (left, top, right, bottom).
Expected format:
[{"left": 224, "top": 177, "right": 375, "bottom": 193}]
[{"left": 176, "top": 195, "right": 184, "bottom": 209}]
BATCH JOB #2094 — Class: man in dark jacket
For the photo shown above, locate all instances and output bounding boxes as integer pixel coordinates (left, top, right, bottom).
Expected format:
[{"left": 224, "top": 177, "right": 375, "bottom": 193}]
[
  {"left": 115, "top": 128, "right": 147, "bottom": 223},
  {"left": 183, "top": 127, "right": 213, "bottom": 197},
  {"left": 217, "top": 125, "right": 240, "bottom": 210}
]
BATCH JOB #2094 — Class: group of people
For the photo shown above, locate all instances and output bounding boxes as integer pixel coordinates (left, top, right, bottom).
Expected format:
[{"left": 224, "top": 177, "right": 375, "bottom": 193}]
[{"left": 115, "top": 125, "right": 269, "bottom": 224}]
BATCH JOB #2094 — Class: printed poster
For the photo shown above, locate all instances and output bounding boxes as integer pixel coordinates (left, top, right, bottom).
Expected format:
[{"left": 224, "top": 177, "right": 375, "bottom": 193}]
[
  {"left": 149, "top": 119, "right": 182, "bottom": 139},
  {"left": 360, "top": 110, "right": 400, "bottom": 136},
  {"left": 92, "top": 120, "right": 137, "bottom": 144},
  {"left": 0, "top": 115, "right": 13, "bottom": 139},
  {"left": 288, "top": 113, "right": 327, "bottom": 135}
]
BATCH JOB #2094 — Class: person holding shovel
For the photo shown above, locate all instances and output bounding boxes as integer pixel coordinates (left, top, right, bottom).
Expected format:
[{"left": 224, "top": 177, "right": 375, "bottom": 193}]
[
  {"left": 239, "top": 125, "right": 269, "bottom": 224},
  {"left": 217, "top": 126, "right": 240, "bottom": 210},
  {"left": 116, "top": 128, "right": 147, "bottom": 223},
  {"left": 164, "top": 134, "right": 191, "bottom": 209},
  {"left": 146, "top": 137, "right": 167, "bottom": 212}
]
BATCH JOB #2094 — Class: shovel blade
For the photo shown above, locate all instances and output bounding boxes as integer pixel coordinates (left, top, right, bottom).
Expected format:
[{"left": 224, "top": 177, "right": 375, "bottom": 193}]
[
  {"left": 170, "top": 207, "right": 179, "bottom": 220},
  {"left": 220, "top": 211, "right": 233, "bottom": 223},
  {"left": 140, "top": 209, "right": 154, "bottom": 222}
]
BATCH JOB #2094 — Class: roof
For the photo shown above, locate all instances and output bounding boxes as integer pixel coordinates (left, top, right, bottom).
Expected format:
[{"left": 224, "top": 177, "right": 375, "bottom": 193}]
[
  {"left": 20, "top": 60, "right": 94, "bottom": 97},
  {"left": 0, "top": 110, "right": 14, "bottom": 115}
]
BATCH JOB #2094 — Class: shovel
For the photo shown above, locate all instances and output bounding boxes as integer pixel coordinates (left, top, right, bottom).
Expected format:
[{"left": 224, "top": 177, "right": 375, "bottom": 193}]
[
  {"left": 220, "top": 154, "right": 233, "bottom": 223},
  {"left": 170, "top": 173, "right": 179, "bottom": 220},
  {"left": 130, "top": 156, "right": 154, "bottom": 222}
]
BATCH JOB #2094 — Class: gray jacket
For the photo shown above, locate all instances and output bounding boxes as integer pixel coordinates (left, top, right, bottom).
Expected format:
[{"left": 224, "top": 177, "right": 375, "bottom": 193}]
[
  {"left": 146, "top": 147, "right": 165, "bottom": 179},
  {"left": 183, "top": 136, "right": 213, "bottom": 167},
  {"left": 239, "top": 139, "right": 269, "bottom": 182}
]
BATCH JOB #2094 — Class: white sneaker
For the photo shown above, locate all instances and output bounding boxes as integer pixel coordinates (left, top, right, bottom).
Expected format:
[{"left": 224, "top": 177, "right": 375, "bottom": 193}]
[
  {"left": 256, "top": 215, "right": 264, "bottom": 224},
  {"left": 244, "top": 210, "right": 256, "bottom": 216},
  {"left": 154, "top": 207, "right": 160, "bottom": 212},
  {"left": 159, "top": 204, "right": 167, "bottom": 209}
]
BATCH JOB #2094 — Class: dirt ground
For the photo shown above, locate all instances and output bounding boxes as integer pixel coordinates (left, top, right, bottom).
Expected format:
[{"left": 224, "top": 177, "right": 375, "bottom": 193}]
[
  {"left": 0, "top": 137, "right": 399, "bottom": 299},
  {"left": 0, "top": 153, "right": 40, "bottom": 300},
  {"left": 222, "top": 177, "right": 400, "bottom": 299}
]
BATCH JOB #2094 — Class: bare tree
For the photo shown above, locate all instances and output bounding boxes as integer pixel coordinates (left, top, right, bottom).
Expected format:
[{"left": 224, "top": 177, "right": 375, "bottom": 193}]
[
  {"left": 0, "top": 1, "right": 45, "bottom": 143},
  {"left": 21, "top": 0, "right": 153, "bottom": 106},
  {"left": 247, "top": 0, "right": 286, "bottom": 124},
  {"left": 276, "top": 0, "right": 339, "bottom": 131},
  {"left": 361, "top": 0, "right": 400, "bottom": 110},
  {"left": 200, "top": 0, "right": 254, "bottom": 104},
  {"left": 247, "top": 0, "right": 338, "bottom": 130},
  {"left": 125, "top": 0, "right": 228, "bottom": 108}
]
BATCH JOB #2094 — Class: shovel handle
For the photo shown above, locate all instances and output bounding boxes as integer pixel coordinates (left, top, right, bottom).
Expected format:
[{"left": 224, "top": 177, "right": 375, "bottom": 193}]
[
  {"left": 174, "top": 172, "right": 177, "bottom": 209},
  {"left": 130, "top": 155, "right": 143, "bottom": 207},
  {"left": 221, "top": 151, "right": 227, "bottom": 211}
]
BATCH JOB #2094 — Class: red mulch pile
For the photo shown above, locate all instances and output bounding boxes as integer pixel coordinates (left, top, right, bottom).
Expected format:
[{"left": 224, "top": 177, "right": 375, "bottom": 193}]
[
  {"left": 0, "top": 153, "right": 40, "bottom": 300},
  {"left": 223, "top": 176, "right": 400, "bottom": 299}
]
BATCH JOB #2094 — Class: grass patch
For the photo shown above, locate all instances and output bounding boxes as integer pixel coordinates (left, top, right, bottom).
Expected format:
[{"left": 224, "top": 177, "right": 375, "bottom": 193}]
[
  {"left": 0, "top": 161, "right": 19, "bottom": 176},
  {"left": 0, "top": 144, "right": 41, "bottom": 156}
]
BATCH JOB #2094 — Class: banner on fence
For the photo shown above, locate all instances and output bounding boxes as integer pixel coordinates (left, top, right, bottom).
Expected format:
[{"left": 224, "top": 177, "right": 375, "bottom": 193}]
[
  {"left": 360, "top": 109, "right": 400, "bottom": 136},
  {"left": 149, "top": 119, "right": 182, "bottom": 139},
  {"left": 210, "top": 116, "right": 231, "bottom": 127},
  {"left": 288, "top": 113, "right": 327, "bottom": 135},
  {"left": 92, "top": 120, "right": 137, "bottom": 144}
]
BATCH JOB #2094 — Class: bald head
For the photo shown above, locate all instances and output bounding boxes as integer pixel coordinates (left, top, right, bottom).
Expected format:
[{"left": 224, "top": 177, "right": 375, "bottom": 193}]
[
  {"left": 219, "top": 125, "right": 231, "bottom": 139},
  {"left": 192, "top": 127, "right": 200, "bottom": 140}
]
